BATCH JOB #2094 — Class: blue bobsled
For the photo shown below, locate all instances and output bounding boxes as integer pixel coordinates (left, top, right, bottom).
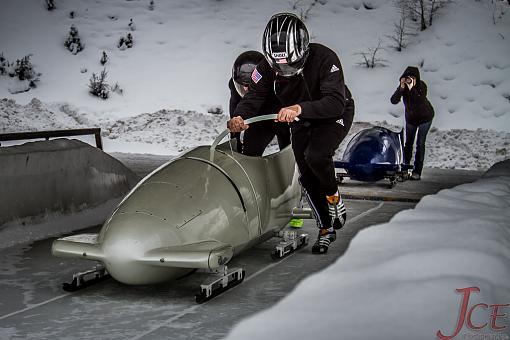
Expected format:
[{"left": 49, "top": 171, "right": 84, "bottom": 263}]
[{"left": 334, "top": 126, "right": 413, "bottom": 187}]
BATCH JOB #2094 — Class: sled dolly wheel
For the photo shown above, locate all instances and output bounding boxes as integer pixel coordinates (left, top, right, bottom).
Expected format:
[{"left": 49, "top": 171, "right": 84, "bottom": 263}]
[
  {"left": 62, "top": 277, "right": 79, "bottom": 292},
  {"left": 270, "top": 250, "right": 281, "bottom": 260},
  {"left": 388, "top": 177, "right": 397, "bottom": 189},
  {"left": 195, "top": 289, "right": 208, "bottom": 304}
]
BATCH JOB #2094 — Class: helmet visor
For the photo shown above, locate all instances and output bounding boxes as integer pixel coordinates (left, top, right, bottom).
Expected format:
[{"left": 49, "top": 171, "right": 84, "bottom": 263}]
[
  {"left": 235, "top": 63, "right": 256, "bottom": 86},
  {"left": 272, "top": 57, "right": 307, "bottom": 77},
  {"left": 233, "top": 80, "right": 249, "bottom": 97}
]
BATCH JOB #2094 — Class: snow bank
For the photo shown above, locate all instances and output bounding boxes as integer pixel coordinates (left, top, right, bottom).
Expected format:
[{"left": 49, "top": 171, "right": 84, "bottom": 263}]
[
  {"left": 224, "top": 160, "right": 510, "bottom": 340},
  {"left": 2, "top": 98, "right": 508, "bottom": 170},
  {"left": 0, "top": 139, "right": 139, "bottom": 247}
]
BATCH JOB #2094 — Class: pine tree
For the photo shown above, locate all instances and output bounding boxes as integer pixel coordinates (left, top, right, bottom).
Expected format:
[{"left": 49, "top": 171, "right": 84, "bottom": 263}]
[
  {"left": 88, "top": 69, "right": 110, "bottom": 99},
  {"left": 118, "top": 33, "right": 134, "bottom": 50},
  {"left": 126, "top": 33, "right": 134, "bottom": 48},
  {"left": 128, "top": 18, "right": 136, "bottom": 31},
  {"left": 0, "top": 52, "right": 7, "bottom": 75},
  {"left": 46, "top": 0, "right": 55, "bottom": 11},
  {"left": 64, "top": 25, "right": 84, "bottom": 54},
  {"left": 100, "top": 51, "right": 108, "bottom": 65},
  {"left": 117, "top": 36, "right": 126, "bottom": 50},
  {"left": 15, "top": 55, "right": 36, "bottom": 81}
]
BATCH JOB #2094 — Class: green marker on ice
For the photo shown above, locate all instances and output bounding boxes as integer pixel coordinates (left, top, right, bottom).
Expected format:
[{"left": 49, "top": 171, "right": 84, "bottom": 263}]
[{"left": 289, "top": 218, "right": 304, "bottom": 228}]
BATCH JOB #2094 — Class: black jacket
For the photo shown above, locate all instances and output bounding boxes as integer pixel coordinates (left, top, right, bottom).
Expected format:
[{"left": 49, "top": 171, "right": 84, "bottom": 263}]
[
  {"left": 391, "top": 66, "right": 434, "bottom": 126},
  {"left": 234, "top": 43, "right": 354, "bottom": 124},
  {"left": 228, "top": 78, "right": 281, "bottom": 118}
]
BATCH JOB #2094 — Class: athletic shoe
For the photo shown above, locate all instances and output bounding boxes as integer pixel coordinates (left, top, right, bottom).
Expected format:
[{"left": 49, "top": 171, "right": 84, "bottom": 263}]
[
  {"left": 326, "top": 192, "right": 347, "bottom": 230},
  {"left": 311, "top": 228, "right": 336, "bottom": 254}
]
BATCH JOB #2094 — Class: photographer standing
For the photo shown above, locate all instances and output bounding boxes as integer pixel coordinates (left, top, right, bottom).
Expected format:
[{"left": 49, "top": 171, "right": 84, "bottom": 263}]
[{"left": 391, "top": 66, "right": 435, "bottom": 180}]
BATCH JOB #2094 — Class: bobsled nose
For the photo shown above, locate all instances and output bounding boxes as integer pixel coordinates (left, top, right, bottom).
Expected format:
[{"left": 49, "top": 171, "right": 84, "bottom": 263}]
[{"left": 100, "top": 212, "right": 188, "bottom": 285}]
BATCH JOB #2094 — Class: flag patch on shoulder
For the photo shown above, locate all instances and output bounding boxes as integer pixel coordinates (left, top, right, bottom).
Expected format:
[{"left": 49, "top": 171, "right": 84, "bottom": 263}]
[
  {"left": 251, "top": 68, "right": 262, "bottom": 83},
  {"left": 330, "top": 64, "right": 340, "bottom": 73}
]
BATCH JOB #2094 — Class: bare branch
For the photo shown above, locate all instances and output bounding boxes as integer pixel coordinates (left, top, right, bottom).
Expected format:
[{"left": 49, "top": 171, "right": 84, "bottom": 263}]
[
  {"left": 386, "top": 8, "right": 416, "bottom": 51},
  {"left": 355, "top": 40, "right": 387, "bottom": 68},
  {"left": 291, "top": 0, "right": 321, "bottom": 21}
]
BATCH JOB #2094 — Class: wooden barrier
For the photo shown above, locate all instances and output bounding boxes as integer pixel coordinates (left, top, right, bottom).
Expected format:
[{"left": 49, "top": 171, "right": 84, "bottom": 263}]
[{"left": 0, "top": 128, "right": 103, "bottom": 149}]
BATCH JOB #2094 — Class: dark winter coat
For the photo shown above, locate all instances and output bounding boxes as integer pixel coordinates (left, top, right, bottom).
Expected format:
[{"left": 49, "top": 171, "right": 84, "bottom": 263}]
[
  {"left": 228, "top": 78, "right": 281, "bottom": 118},
  {"left": 390, "top": 66, "right": 435, "bottom": 126},
  {"left": 233, "top": 43, "right": 354, "bottom": 125}
]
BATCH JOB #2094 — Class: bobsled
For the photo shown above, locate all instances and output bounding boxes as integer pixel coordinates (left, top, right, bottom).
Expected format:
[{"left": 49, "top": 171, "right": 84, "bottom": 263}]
[
  {"left": 52, "top": 115, "right": 311, "bottom": 302},
  {"left": 334, "top": 126, "right": 412, "bottom": 188}
]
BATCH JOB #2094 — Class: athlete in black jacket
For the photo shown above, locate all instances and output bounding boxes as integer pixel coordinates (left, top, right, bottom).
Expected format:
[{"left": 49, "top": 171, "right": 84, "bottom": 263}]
[
  {"left": 391, "top": 66, "right": 435, "bottom": 180},
  {"left": 229, "top": 51, "right": 290, "bottom": 156},
  {"left": 228, "top": 13, "right": 355, "bottom": 254}
]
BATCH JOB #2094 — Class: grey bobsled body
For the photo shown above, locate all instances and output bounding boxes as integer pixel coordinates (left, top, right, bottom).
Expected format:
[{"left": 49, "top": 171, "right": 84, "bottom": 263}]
[{"left": 53, "top": 133, "right": 300, "bottom": 285}]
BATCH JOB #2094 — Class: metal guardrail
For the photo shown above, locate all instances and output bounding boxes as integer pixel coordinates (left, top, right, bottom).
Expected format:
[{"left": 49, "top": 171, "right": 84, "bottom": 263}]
[{"left": 0, "top": 128, "right": 103, "bottom": 149}]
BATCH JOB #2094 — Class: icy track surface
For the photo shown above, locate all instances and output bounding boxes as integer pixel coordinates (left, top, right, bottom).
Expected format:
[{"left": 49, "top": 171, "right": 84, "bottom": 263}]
[
  {"left": 1, "top": 98, "right": 509, "bottom": 170},
  {"left": 223, "top": 161, "right": 510, "bottom": 340}
]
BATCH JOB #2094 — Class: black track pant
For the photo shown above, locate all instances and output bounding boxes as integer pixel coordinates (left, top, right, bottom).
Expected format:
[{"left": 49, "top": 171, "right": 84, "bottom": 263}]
[
  {"left": 242, "top": 121, "right": 291, "bottom": 156},
  {"left": 291, "top": 105, "right": 353, "bottom": 229}
]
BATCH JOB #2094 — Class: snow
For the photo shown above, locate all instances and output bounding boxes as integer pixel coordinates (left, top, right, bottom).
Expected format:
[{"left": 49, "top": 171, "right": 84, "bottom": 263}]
[
  {"left": 0, "top": 0, "right": 509, "bottom": 169},
  {"left": 223, "top": 160, "right": 510, "bottom": 340},
  {"left": 1, "top": 98, "right": 508, "bottom": 170}
]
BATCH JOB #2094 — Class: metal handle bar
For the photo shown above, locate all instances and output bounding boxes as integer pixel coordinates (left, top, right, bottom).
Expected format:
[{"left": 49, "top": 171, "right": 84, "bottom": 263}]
[{"left": 209, "top": 114, "right": 278, "bottom": 161}]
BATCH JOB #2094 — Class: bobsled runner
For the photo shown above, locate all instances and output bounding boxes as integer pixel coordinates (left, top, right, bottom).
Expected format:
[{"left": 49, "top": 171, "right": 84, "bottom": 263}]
[
  {"left": 334, "top": 126, "right": 413, "bottom": 188},
  {"left": 52, "top": 115, "right": 311, "bottom": 302}
]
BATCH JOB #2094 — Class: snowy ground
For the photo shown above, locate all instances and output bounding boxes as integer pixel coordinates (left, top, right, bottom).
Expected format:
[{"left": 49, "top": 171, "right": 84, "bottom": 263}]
[
  {"left": 0, "top": 0, "right": 509, "bottom": 168},
  {"left": 1, "top": 98, "right": 508, "bottom": 170},
  {"left": 223, "top": 160, "right": 510, "bottom": 340}
]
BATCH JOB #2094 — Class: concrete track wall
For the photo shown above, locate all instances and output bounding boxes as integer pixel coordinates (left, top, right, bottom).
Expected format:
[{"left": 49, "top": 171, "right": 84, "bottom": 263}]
[{"left": 0, "top": 139, "right": 139, "bottom": 228}]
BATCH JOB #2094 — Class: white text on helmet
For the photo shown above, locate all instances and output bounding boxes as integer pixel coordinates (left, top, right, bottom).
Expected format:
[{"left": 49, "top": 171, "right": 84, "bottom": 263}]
[{"left": 271, "top": 52, "right": 288, "bottom": 59}]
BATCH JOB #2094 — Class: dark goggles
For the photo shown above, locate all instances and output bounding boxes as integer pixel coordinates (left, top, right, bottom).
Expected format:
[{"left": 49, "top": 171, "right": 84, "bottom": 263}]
[{"left": 271, "top": 56, "right": 306, "bottom": 77}]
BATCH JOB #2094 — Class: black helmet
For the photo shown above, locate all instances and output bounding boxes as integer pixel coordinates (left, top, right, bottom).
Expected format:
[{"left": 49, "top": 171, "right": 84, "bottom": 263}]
[
  {"left": 232, "top": 50, "right": 264, "bottom": 97},
  {"left": 262, "top": 13, "right": 309, "bottom": 77}
]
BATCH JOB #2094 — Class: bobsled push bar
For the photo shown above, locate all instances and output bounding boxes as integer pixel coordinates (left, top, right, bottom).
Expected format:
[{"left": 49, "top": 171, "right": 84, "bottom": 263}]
[{"left": 210, "top": 114, "right": 280, "bottom": 161}]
